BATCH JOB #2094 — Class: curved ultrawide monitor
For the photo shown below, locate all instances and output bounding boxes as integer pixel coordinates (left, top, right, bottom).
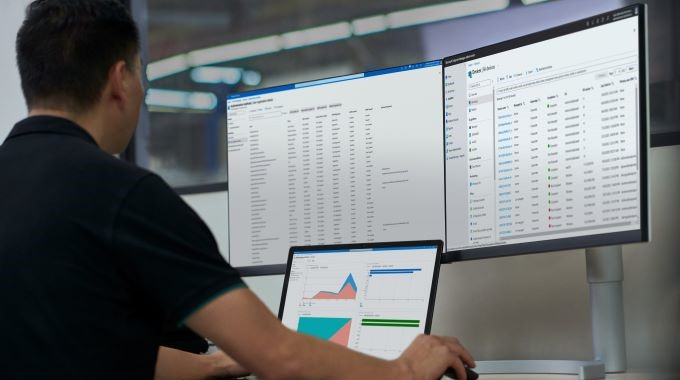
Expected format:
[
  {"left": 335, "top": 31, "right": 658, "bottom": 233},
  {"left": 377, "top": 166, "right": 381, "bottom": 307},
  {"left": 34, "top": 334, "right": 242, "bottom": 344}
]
[{"left": 444, "top": 4, "right": 649, "bottom": 261}]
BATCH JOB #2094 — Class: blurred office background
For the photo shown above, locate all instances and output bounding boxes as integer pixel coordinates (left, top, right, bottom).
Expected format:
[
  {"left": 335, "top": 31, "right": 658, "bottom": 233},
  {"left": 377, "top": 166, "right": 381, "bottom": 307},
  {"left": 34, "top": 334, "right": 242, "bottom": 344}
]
[{"left": 129, "top": 0, "right": 679, "bottom": 191}]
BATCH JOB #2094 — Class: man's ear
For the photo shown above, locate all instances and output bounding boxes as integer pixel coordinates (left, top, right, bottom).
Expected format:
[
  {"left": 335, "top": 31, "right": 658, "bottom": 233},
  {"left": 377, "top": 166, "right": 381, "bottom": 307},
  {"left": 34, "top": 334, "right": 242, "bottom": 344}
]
[{"left": 107, "top": 60, "right": 129, "bottom": 112}]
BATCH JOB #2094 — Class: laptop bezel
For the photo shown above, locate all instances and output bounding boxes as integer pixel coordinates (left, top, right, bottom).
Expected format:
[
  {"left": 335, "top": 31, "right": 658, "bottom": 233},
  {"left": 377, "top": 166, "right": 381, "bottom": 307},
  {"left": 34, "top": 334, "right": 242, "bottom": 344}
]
[{"left": 277, "top": 239, "right": 443, "bottom": 336}]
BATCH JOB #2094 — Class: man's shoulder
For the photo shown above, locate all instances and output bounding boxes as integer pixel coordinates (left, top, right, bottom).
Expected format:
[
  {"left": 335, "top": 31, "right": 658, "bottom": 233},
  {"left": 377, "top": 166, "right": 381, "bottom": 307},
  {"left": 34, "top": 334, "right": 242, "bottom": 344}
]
[
  {"left": 65, "top": 142, "right": 155, "bottom": 190},
  {"left": 86, "top": 145, "right": 151, "bottom": 177},
  {"left": 1, "top": 116, "right": 154, "bottom": 189}
]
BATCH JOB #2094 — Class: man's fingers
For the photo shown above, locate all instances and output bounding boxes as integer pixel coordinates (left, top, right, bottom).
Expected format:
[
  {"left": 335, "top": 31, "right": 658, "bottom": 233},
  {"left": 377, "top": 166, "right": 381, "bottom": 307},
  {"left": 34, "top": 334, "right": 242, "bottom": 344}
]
[
  {"left": 453, "top": 343, "right": 476, "bottom": 368},
  {"left": 406, "top": 334, "right": 475, "bottom": 379},
  {"left": 447, "top": 356, "right": 468, "bottom": 380},
  {"left": 441, "top": 336, "right": 476, "bottom": 368}
]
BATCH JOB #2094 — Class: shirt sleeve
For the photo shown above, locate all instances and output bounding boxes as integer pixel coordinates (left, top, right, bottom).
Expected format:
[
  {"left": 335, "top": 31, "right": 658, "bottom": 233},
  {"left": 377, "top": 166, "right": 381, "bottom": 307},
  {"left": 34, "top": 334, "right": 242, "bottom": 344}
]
[
  {"left": 159, "top": 325, "right": 209, "bottom": 354},
  {"left": 112, "top": 174, "right": 246, "bottom": 327}
]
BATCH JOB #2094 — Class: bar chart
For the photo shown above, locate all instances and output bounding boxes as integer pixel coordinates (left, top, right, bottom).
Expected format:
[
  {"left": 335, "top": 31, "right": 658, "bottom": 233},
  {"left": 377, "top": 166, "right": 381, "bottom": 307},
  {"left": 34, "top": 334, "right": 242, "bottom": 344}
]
[
  {"left": 353, "top": 315, "right": 423, "bottom": 359},
  {"left": 364, "top": 266, "right": 428, "bottom": 302}
]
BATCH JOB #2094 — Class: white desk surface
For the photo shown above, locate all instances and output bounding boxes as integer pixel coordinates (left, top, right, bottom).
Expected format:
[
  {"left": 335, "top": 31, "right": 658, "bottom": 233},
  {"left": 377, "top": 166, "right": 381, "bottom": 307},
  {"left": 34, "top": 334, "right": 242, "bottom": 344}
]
[
  {"left": 444, "top": 372, "right": 673, "bottom": 380},
  {"left": 244, "top": 370, "right": 675, "bottom": 379}
]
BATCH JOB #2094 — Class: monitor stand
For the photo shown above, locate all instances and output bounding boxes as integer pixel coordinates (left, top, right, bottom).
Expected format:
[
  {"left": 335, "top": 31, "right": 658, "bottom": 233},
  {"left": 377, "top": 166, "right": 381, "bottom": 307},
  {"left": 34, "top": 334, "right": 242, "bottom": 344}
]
[{"left": 472, "top": 246, "right": 626, "bottom": 380}]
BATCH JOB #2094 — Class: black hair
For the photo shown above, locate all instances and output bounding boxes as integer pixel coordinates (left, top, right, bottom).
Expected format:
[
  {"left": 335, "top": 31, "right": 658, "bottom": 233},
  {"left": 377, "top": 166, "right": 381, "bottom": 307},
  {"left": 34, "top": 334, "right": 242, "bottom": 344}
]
[{"left": 16, "top": 0, "right": 140, "bottom": 112}]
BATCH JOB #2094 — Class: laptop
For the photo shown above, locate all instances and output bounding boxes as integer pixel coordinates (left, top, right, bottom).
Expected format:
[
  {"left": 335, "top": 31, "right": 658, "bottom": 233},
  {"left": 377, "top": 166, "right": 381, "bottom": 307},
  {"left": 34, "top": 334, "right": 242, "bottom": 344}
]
[{"left": 278, "top": 240, "right": 443, "bottom": 360}]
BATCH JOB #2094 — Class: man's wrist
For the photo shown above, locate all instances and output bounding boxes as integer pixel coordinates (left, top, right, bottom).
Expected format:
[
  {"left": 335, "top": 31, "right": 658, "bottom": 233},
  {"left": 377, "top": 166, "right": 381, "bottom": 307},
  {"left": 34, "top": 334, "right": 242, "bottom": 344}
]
[
  {"left": 394, "top": 357, "right": 417, "bottom": 380},
  {"left": 202, "top": 352, "right": 224, "bottom": 378}
]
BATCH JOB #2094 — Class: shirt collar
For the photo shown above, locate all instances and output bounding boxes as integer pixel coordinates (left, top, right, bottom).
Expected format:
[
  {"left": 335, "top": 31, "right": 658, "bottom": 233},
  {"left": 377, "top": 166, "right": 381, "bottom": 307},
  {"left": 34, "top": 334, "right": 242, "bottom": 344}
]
[{"left": 6, "top": 115, "right": 99, "bottom": 146}]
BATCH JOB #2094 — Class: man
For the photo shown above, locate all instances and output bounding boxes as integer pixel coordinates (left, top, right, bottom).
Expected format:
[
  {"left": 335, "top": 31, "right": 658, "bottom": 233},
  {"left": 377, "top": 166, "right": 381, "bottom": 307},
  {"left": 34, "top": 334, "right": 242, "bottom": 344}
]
[{"left": 0, "top": 1, "right": 476, "bottom": 379}]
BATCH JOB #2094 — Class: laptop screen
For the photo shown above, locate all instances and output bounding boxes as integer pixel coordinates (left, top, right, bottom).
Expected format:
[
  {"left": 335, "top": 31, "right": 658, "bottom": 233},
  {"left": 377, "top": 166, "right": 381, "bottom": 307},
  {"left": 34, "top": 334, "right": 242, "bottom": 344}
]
[{"left": 278, "top": 241, "right": 442, "bottom": 360}]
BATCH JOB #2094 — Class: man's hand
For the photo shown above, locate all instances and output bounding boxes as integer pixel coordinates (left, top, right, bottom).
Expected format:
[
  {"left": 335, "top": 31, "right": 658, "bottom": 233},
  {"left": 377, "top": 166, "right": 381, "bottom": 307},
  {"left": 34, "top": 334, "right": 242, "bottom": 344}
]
[{"left": 397, "top": 334, "right": 476, "bottom": 380}]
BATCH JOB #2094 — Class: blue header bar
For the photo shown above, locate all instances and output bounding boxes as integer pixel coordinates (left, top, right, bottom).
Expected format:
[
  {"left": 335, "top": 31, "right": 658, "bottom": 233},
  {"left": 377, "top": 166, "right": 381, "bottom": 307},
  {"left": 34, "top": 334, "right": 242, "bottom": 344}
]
[
  {"left": 369, "top": 268, "right": 423, "bottom": 275},
  {"left": 227, "top": 60, "right": 441, "bottom": 101}
]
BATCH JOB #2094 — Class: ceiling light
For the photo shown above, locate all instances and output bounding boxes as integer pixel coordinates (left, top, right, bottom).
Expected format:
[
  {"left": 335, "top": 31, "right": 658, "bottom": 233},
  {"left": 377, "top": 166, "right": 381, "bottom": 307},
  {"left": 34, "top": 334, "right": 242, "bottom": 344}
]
[
  {"left": 188, "top": 36, "right": 282, "bottom": 67},
  {"left": 190, "top": 66, "right": 243, "bottom": 85},
  {"left": 387, "top": 0, "right": 509, "bottom": 29},
  {"left": 146, "top": 89, "right": 217, "bottom": 110},
  {"left": 146, "top": 54, "right": 189, "bottom": 81},
  {"left": 352, "top": 15, "right": 388, "bottom": 35},
  {"left": 242, "top": 70, "right": 262, "bottom": 86},
  {"left": 282, "top": 22, "right": 352, "bottom": 49}
]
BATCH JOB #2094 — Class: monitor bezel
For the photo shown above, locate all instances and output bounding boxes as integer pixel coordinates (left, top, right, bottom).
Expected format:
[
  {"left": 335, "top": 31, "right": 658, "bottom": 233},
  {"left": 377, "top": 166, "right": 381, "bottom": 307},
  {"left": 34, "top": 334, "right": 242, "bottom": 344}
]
[
  {"left": 442, "top": 4, "right": 650, "bottom": 263},
  {"left": 277, "top": 239, "right": 443, "bottom": 337}
]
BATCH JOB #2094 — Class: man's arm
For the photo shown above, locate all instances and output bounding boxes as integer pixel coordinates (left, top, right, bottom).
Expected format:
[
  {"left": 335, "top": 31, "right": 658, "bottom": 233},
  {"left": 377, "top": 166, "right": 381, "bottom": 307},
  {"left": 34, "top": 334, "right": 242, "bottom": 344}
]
[
  {"left": 186, "top": 288, "right": 475, "bottom": 380},
  {"left": 155, "top": 346, "right": 250, "bottom": 380}
]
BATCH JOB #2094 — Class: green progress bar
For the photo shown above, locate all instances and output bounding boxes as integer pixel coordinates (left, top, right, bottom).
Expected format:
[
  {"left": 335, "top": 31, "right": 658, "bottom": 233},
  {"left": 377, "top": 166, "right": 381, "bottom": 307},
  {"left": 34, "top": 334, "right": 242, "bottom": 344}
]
[{"left": 361, "top": 318, "right": 420, "bottom": 327}]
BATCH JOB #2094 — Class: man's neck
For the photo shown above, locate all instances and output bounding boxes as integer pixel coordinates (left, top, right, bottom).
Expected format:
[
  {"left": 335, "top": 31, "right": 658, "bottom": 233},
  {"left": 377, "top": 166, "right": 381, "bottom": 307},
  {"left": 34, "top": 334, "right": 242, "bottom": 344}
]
[{"left": 28, "top": 108, "right": 104, "bottom": 149}]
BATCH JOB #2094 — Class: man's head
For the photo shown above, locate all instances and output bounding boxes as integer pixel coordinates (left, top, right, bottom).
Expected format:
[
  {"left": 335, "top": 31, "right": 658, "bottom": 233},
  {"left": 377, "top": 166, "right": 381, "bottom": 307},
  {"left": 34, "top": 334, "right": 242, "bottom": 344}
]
[{"left": 16, "top": 0, "right": 143, "bottom": 154}]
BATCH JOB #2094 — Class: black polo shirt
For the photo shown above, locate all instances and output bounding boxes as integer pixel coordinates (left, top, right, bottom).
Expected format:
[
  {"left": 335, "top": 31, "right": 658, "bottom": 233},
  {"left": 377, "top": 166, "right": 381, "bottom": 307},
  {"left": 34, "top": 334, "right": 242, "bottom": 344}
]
[{"left": 0, "top": 116, "right": 245, "bottom": 379}]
